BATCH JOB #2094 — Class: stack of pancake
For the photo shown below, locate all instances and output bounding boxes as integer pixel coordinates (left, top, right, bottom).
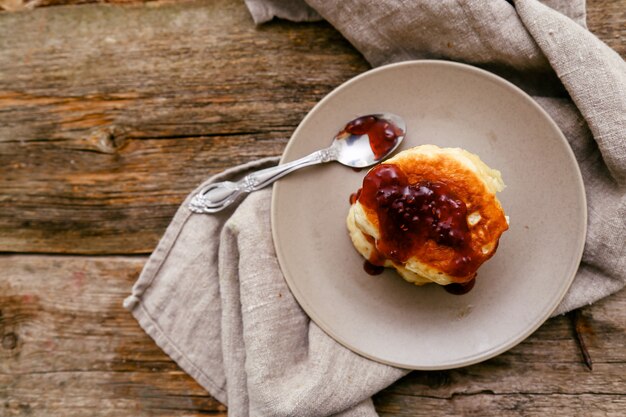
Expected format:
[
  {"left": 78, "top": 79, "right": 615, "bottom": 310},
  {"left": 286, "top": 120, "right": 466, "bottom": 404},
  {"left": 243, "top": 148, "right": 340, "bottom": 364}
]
[{"left": 347, "top": 144, "right": 509, "bottom": 287}]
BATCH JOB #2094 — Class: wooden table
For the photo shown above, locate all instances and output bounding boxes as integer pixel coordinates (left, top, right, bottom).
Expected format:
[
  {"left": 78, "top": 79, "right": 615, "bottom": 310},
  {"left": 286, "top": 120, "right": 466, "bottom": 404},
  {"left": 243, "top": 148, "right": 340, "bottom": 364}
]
[{"left": 1, "top": 0, "right": 624, "bottom": 415}]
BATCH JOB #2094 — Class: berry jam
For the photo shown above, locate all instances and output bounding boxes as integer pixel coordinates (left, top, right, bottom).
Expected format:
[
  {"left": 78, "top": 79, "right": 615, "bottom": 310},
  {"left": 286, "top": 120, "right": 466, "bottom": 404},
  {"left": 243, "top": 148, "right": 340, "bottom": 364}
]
[
  {"left": 363, "top": 260, "right": 385, "bottom": 275},
  {"left": 357, "top": 163, "right": 479, "bottom": 279},
  {"left": 342, "top": 115, "right": 402, "bottom": 160},
  {"left": 349, "top": 189, "right": 362, "bottom": 205},
  {"left": 444, "top": 278, "right": 476, "bottom": 295}
]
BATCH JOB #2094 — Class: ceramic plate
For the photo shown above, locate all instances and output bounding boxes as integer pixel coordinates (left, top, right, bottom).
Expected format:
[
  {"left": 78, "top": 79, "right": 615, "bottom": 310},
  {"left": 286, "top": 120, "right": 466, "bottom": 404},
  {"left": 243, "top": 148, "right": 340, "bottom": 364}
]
[{"left": 271, "top": 60, "right": 586, "bottom": 370}]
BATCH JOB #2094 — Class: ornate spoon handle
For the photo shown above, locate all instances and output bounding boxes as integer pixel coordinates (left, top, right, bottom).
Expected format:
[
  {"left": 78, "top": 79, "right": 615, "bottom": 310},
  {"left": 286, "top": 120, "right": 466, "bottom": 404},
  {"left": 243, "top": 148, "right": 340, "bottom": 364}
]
[{"left": 189, "top": 147, "right": 338, "bottom": 214}]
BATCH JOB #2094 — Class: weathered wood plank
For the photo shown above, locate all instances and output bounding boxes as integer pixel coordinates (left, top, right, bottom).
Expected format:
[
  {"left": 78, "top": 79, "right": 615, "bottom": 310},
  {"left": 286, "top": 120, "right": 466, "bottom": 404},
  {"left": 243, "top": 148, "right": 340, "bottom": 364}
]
[
  {"left": 375, "top": 393, "right": 626, "bottom": 417},
  {"left": 0, "top": 0, "right": 368, "bottom": 254},
  {"left": 1, "top": 255, "right": 625, "bottom": 416},
  {"left": 0, "top": 132, "right": 285, "bottom": 254},
  {"left": 0, "top": 0, "right": 158, "bottom": 13},
  {"left": 586, "top": 0, "right": 626, "bottom": 56},
  {"left": 0, "top": 255, "right": 226, "bottom": 416}
]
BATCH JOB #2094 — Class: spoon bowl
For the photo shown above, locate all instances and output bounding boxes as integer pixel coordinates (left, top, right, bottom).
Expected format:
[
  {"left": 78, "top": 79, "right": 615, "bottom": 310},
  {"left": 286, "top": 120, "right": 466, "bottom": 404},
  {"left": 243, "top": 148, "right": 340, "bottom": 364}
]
[
  {"left": 189, "top": 113, "right": 406, "bottom": 213},
  {"left": 334, "top": 113, "right": 406, "bottom": 168}
]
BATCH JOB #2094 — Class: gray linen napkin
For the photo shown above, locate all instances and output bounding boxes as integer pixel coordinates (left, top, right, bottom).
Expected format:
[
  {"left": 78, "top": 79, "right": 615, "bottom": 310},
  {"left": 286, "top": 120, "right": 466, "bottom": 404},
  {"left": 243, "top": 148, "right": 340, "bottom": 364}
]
[{"left": 126, "top": 0, "right": 626, "bottom": 415}]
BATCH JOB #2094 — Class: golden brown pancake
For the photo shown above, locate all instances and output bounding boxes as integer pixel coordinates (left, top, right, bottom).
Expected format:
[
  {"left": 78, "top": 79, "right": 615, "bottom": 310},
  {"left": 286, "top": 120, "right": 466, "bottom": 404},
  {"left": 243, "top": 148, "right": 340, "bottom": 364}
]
[{"left": 347, "top": 145, "right": 509, "bottom": 287}]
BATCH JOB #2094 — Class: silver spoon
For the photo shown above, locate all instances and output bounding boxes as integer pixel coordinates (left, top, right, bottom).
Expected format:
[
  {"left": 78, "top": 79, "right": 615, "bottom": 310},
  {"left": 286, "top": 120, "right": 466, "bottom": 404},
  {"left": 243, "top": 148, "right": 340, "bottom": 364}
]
[{"left": 188, "top": 113, "right": 406, "bottom": 214}]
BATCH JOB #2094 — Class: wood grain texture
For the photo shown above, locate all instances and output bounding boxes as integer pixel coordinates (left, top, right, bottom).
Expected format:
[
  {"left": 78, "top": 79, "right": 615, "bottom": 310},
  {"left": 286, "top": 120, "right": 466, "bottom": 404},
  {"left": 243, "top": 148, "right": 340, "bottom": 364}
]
[
  {"left": 0, "top": 0, "right": 368, "bottom": 254},
  {"left": 0, "top": 256, "right": 624, "bottom": 416},
  {"left": 0, "top": 255, "right": 227, "bottom": 416},
  {"left": 0, "top": 0, "right": 162, "bottom": 12},
  {"left": 586, "top": 0, "right": 626, "bottom": 57}
]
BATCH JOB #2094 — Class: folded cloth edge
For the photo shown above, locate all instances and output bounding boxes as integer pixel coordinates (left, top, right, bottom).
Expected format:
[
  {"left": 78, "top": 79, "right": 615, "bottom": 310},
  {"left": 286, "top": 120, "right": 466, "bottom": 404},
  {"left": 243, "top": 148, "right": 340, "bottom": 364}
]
[{"left": 123, "top": 156, "right": 281, "bottom": 406}]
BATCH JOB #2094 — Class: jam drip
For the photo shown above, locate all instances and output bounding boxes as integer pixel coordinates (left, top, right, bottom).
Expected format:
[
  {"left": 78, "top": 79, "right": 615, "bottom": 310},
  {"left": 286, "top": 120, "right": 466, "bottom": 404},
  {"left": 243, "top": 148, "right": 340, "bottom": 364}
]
[
  {"left": 444, "top": 278, "right": 476, "bottom": 295},
  {"left": 349, "top": 189, "right": 362, "bottom": 205},
  {"left": 363, "top": 260, "right": 385, "bottom": 275},
  {"left": 343, "top": 115, "right": 401, "bottom": 160},
  {"left": 358, "top": 163, "right": 478, "bottom": 278}
]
